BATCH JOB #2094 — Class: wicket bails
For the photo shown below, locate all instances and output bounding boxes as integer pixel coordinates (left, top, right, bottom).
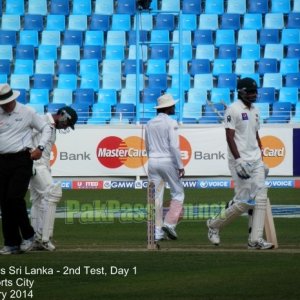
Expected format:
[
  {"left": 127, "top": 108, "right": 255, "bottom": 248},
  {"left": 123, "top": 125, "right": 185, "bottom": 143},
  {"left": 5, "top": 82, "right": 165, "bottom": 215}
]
[{"left": 147, "top": 181, "right": 157, "bottom": 250}]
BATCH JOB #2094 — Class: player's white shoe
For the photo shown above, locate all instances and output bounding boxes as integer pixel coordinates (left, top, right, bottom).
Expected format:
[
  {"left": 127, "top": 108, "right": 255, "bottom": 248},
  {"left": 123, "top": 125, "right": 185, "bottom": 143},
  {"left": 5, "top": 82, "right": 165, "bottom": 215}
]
[
  {"left": 41, "top": 240, "right": 56, "bottom": 251},
  {"left": 248, "top": 238, "right": 274, "bottom": 250},
  {"left": 162, "top": 225, "right": 177, "bottom": 240},
  {"left": 20, "top": 236, "right": 35, "bottom": 252},
  {"left": 0, "top": 245, "right": 20, "bottom": 255},
  {"left": 207, "top": 219, "right": 220, "bottom": 246}
]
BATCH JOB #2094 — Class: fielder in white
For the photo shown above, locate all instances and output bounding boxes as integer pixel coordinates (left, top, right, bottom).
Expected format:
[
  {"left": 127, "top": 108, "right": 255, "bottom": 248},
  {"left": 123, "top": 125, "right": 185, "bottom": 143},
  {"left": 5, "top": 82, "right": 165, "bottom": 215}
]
[
  {"left": 30, "top": 106, "right": 78, "bottom": 251},
  {"left": 206, "top": 77, "right": 274, "bottom": 250},
  {"left": 145, "top": 94, "right": 185, "bottom": 241}
]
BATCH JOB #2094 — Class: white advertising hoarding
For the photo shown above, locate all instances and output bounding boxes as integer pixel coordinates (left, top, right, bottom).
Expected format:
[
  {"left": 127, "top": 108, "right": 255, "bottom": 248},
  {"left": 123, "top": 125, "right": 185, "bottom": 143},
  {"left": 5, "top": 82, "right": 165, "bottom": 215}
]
[{"left": 51, "top": 126, "right": 293, "bottom": 177}]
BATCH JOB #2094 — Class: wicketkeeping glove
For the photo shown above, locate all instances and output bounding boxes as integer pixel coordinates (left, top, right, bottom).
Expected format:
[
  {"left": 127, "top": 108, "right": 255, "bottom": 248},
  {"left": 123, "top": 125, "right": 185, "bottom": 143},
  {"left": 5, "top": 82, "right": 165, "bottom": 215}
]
[{"left": 235, "top": 158, "right": 251, "bottom": 179}]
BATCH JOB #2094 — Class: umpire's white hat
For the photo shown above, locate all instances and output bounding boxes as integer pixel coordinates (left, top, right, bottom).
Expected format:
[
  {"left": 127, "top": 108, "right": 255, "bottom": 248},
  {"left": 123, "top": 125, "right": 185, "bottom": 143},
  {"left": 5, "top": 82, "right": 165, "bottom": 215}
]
[
  {"left": 154, "top": 94, "right": 178, "bottom": 109},
  {"left": 0, "top": 84, "right": 20, "bottom": 105}
]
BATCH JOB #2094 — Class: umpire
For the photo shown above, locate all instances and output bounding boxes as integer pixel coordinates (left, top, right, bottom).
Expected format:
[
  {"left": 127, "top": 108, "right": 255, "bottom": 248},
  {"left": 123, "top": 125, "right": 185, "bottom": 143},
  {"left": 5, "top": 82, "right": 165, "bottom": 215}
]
[{"left": 0, "top": 84, "right": 52, "bottom": 255}]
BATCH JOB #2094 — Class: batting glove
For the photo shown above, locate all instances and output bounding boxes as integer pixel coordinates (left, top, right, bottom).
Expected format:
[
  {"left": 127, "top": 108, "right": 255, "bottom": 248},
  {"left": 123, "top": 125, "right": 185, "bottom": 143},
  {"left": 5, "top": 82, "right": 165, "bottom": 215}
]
[{"left": 235, "top": 158, "right": 251, "bottom": 179}]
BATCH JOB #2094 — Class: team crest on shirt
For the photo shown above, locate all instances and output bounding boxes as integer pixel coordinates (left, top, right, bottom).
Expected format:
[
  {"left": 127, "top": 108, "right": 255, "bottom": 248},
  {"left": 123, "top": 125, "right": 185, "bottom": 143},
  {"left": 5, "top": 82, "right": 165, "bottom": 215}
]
[{"left": 241, "top": 113, "right": 248, "bottom": 120}]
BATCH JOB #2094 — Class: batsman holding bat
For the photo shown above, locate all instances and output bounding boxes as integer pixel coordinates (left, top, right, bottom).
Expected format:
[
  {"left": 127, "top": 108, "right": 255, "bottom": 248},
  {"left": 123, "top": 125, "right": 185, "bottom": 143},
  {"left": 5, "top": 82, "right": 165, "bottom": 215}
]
[
  {"left": 30, "top": 106, "right": 77, "bottom": 251},
  {"left": 145, "top": 94, "right": 185, "bottom": 241},
  {"left": 206, "top": 77, "right": 274, "bottom": 250}
]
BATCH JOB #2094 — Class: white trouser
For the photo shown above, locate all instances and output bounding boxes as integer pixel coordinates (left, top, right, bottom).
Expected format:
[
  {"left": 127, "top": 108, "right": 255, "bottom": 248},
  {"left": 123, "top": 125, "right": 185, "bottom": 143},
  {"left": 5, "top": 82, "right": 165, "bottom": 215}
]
[{"left": 147, "top": 157, "right": 184, "bottom": 232}]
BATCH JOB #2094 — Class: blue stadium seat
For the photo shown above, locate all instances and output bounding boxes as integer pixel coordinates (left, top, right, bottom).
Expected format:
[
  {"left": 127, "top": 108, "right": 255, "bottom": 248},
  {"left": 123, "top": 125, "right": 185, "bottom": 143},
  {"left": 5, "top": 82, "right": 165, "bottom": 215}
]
[
  {"left": 217, "top": 73, "right": 237, "bottom": 90},
  {"left": 198, "top": 103, "right": 225, "bottom": 124},
  {"left": 50, "top": 0, "right": 70, "bottom": 15},
  {"left": 83, "top": 45, "right": 102, "bottom": 61},
  {"left": 60, "top": 45, "right": 80, "bottom": 61},
  {"left": 182, "top": 0, "right": 202, "bottom": 14},
  {"left": 280, "top": 58, "right": 299, "bottom": 75},
  {"left": 257, "top": 87, "right": 275, "bottom": 103},
  {"left": 1, "top": 14, "right": 21, "bottom": 31},
  {"left": 243, "top": 13, "right": 263, "bottom": 29},
  {"left": 180, "top": 14, "right": 197, "bottom": 31},
  {"left": 94, "top": 0, "right": 114, "bottom": 15},
  {"left": 33, "top": 74, "right": 54, "bottom": 90},
  {"left": 147, "top": 74, "right": 168, "bottom": 90},
  {"left": 227, "top": 0, "right": 246, "bottom": 14},
  {"left": 102, "top": 74, "right": 122, "bottom": 91},
  {"left": 215, "top": 29, "right": 235, "bottom": 46},
  {"left": 150, "top": 44, "right": 171, "bottom": 60},
  {"left": 0, "top": 60, "right": 11, "bottom": 75},
  {"left": 72, "top": 0, "right": 91, "bottom": 15},
  {"left": 155, "top": 14, "right": 175, "bottom": 31},
  {"left": 139, "top": 102, "right": 156, "bottom": 121},
  {"left": 237, "top": 29, "right": 257, "bottom": 45},
  {"left": 161, "top": 0, "right": 180, "bottom": 12},
  {"left": 57, "top": 74, "right": 77, "bottom": 90},
  {"left": 271, "top": 0, "right": 290, "bottom": 13},
  {"left": 221, "top": 14, "right": 241, "bottom": 30},
  {"left": 57, "top": 59, "right": 78, "bottom": 74},
  {"left": 212, "top": 59, "right": 233, "bottom": 76},
  {"left": 85, "top": 31, "right": 104, "bottom": 46},
  {"left": 63, "top": 30, "right": 83, "bottom": 46},
  {"left": 235, "top": 59, "right": 255, "bottom": 75},
  {"left": 13, "top": 59, "right": 34, "bottom": 76},
  {"left": 254, "top": 102, "right": 270, "bottom": 123},
  {"left": 190, "top": 59, "right": 211, "bottom": 75},
  {"left": 286, "top": 13, "right": 300, "bottom": 28},
  {"left": 290, "top": 103, "right": 300, "bottom": 123},
  {"left": 111, "top": 14, "right": 131, "bottom": 31},
  {"left": 278, "top": 87, "right": 298, "bottom": 105},
  {"left": 241, "top": 44, "right": 261, "bottom": 60},
  {"left": 218, "top": 45, "right": 238, "bottom": 60},
  {"left": 172, "top": 30, "right": 192, "bottom": 45},
  {"left": 124, "top": 59, "right": 144, "bottom": 74},
  {"left": 41, "top": 31, "right": 61, "bottom": 47},
  {"left": 265, "top": 102, "right": 291, "bottom": 123},
  {"left": 47, "top": 103, "right": 66, "bottom": 114},
  {"left": 44, "top": 48, "right": 63, "bottom": 65},
  {"left": 5, "top": 0, "right": 25, "bottom": 15},
  {"left": 258, "top": 58, "right": 278, "bottom": 75},
  {"left": 70, "top": 103, "right": 90, "bottom": 124},
  {"left": 194, "top": 74, "right": 213, "bottom": 90},
  {"left": 80, "top": 74, "right": 100, "bottom": 91},
  {"left": 168, "top": 59, "right": 188, "bottom": 75},
  {"left": 79, "top": 59, "right": 99, "bottom": 76},
  {"left": 264, "top": 13, "right": 284, "bottom": 29},
  {"left": 74, "top": 88, "right": 95, "bottom": 105},
  {"left": 125, "top": 74, "right": 144, "bottom": 90},
  {"left": 0, "top": 75, "right": 7, "bottom": 84},
  {"left": 248, "top": 0, "right": 268, "bottom": 13},
  {"left": 107, "top": 31, "right": 127, "bottom": 45},
  {"left": 285, "top": 73, "right": 300, "bottom": 88},
  {"left": 15, "top": 45, "right": 35, "bottom": 60},
  {"left": 183, "top": 102, "right": 202, "bottom": 123},
  {"left": 35, "top": 60, "right": 55, "bottom": 75},
  {"left": 259, "top": 29, "right": 280, "bottom": 45},
  {"left": 281, "top": 29, "right": 300, "bottom": 45},
  {"left": 294, "top": 0, "right": 300, "bottom": 12},
  {"left": 68, "top": 15, "right": 88, "bottom": 31},
  {"left": 117, "top": 0, "right": 136, "bottom": 15},
  {"left": 10, "top": 74, "right": 30, "bottom": 91},
  {"left": 102, "top": 60, "right": 122, "bottom": 74},
  {"left": 28, "top": 0, "right": 47, "bottom": 15},
  {"left": 15, "top": 89, "right": 27, "bottom": 104},
  {"left": 193, "top": 30, "right": 214, "bottom": 45},
  {"left": 133, "top": 13, "right": 153, "bottom": 31},
  {"left": 26, "top": 103, "right": 46, "bottom": 114},
  {"left": 46, "top": 15, "right": 66, "bottom": 31},
  {"left": 113, "top": 103, "right": 135, "bottom": 123},
  {"left": 263, "top": 73, "right": 282, "bottom": 90},
  {"left": 0, "top": 31, "right": 16, "bottom": 46},
  {"left": 195, "top": 45, "right": 215, "bottom": 61},
  {"left": 29, "top": 89, "right": 49, "bottom": 105},
  {"left": 146, "top": 59, "right": 167, "bottom": 75},
  {"left": 286, "top": 44, "right": 300, "bottom": 59},
  {"left": 205, "top": 0, "right": 224, "bottom": 14},
  {"left": 120, "top": 88, "right": 138, "bottom": 104},
  {"left": 128, "top": 30, "right": 148, "bottom": 45},
  {"left": 210, "top": 88, "right": 231, "bottom": 105},
  {"left": 19, "top": 30, "right": 39, "bottom": 47},
  {"left": 24, "top": 14, "right": 44, "bottom": 31},
  {"left": 128, "top": 45, "right": 148, "bottom": 62},
  {"left": 170, "top": 74, "right": 191, "bottom": 91},
  {"left": 150, "top": 30, "right": 170, "bottom": 44},
  {"left": 89, "top": 14, "right": 110, "bottom": 31},
  {"left": 187, "top": 88, "right": 208, "bottom": 104},
  {"left": 264, "top": 44, "right": 284, "bottom": 60},
  {"left": 52, "top": 88, "right": 73, "bottom": 105},
  {"left": 105, "top": 45, "right": 125, "bottom": 60},
  {"left": 88, "top": 103, "right": 112, "bottom": 124},
  {"left": 97, "top": 89, "right": 117, "bottom": 105},
  {"left": 199, "top": 14, "right": 219, "bottom": 30},
  {"left": 142, "top": 88, "right": 161, "bottom": 103}
]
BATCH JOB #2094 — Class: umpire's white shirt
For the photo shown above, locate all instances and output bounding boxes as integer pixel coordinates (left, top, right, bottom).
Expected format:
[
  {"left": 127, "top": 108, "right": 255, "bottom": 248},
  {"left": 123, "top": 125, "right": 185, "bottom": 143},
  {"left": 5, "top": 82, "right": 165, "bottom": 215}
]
[
  {"left": 32, "top": 113, "right": 56, "bottom": 167},
  {"left": 0, "top": 102, "right": 51, "bottom": 154},
  {"left": 224, "top": 99, "right": 261, "bottom": 162},
  {"left": 145, "top": 113, "right": 183, "bottom": 169}
]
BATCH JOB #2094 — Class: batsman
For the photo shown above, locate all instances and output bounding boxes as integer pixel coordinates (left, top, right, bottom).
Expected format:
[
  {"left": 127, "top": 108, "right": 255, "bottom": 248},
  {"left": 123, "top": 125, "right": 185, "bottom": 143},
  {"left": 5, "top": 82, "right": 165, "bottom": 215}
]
[
  {"left": 30, "top": 107, "right": 78, "bottom": 251},
  {"left": 206, "top": 77, "right": 274, "bottom": 250}
]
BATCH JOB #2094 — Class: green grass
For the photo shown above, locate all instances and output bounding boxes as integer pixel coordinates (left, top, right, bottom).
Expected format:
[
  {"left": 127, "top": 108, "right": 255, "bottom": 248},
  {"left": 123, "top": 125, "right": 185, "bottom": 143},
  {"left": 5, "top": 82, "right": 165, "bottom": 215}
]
[{"left": 1, "top": 188, "right": 300, "bottom": 300}]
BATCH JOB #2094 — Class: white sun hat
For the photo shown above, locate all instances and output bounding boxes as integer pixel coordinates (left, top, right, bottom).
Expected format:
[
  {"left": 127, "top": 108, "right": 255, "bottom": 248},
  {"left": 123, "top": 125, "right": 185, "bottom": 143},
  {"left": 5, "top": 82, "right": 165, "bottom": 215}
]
[
  {"left": 154, "top": 94, "right": 178, "bottom": 109},
  {"left": 0, "top": 84, "right": 20, "bottom": 105}
]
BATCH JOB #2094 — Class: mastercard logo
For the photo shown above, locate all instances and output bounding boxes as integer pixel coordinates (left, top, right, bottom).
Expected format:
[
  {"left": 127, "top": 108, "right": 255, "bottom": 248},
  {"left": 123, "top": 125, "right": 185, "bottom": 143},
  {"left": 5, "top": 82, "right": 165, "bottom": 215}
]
[
  {"left": 261, "top": 135, "right": 285, "bottom": 168},
  {"left": 97, "top": 135, "right": 192, "bottom": 169},
  {"left": 50, "top": 144, "right": 58, "bottom": 167}
]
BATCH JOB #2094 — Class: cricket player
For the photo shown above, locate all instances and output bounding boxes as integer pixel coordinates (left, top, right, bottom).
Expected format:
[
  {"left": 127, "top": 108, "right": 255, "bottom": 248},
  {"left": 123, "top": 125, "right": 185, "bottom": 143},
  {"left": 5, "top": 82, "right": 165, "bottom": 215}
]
[
  {"left": 30, "top": 106, "right": 78, "bottom": 251},
  {"left": 145, "top": 94, "right": 185, "bottom": 241},
  {"left": 206, "top": 77, "right": 274, "bottom": 250}
]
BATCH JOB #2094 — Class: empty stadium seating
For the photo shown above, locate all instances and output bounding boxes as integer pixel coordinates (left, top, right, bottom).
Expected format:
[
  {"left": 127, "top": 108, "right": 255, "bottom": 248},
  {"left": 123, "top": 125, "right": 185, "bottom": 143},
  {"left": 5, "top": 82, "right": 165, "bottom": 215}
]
[{"left": 0, "top": 0, "right": 298, "bottom": 124}]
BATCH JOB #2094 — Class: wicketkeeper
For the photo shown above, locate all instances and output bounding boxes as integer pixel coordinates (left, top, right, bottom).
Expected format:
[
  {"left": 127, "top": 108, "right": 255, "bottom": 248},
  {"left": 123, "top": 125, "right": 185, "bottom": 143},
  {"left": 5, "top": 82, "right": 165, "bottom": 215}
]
[
  {"left": 206, "top": 77, "right": 274, "bottom": 250},
  {"left": 30, "top": 107, "right": 78, "bottom": 251},
  {"left": 145, "top": 94, "right": 185, "bottom": 241}
]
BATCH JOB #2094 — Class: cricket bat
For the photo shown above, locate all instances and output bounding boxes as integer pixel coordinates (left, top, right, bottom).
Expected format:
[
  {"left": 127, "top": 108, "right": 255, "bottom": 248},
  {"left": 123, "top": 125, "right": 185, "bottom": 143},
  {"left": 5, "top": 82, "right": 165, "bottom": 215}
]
[{"left": 264, "top": 198, "right": 278, "bottom": 249}]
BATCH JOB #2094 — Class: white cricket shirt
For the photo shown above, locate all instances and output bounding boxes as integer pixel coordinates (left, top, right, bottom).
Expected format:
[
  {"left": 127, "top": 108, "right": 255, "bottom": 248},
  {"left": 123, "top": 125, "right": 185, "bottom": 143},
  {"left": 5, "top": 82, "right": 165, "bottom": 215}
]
[{"left": 224, "top": 99, "right": 261, "bottom": 162}]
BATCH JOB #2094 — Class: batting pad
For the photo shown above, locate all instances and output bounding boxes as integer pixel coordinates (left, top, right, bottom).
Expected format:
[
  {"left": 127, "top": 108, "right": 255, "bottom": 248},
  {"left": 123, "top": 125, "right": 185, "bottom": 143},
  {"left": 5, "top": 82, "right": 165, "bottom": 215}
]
[
  {"left": 42, "top": 201, "right": 56, "bottom": 242},
  {"left": 164, "top": 200, "right": 183, "bottom": 226}
]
